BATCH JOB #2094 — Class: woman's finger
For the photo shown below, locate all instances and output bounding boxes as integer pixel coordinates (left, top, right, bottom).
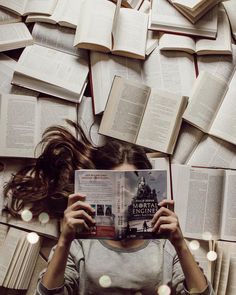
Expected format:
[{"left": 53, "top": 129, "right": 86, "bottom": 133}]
[
  {"left": 152, "top": 216, "right": 176, "bottom": 232},
  {"left": 151, "top": 206, "right": 175, "bottom": 226},
  {"left": 69, "top": 209, "right": 96, "bottom": 225},
  {"left": 68, "top": 217, "right": 91, "bottom": 232},
  {"left": 70, "top": 200, "right": 95, "bottom": 215},
  {"left": 158, "top": 199, "right": 175, "bottom": 211},
  {"left": 67, "top": 193, "right": 86, "bottom": 207}
]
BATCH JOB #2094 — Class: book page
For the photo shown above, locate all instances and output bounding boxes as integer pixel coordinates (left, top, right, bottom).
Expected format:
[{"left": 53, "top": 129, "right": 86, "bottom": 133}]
[
  {"left": 151, "top": 0, "right": 218, "bottom": 38},
  {"left": 183, "top": 71, "right": 228, "bottom": 132},
  {"left": 172, "top": 0, "right": 205, "bottom": 10},
  {"left": 142, "top": 47, "right": 196, "bottom": 96},
  {"left": 196, "top": 9, "right": 232, "bottom": 55},
  {"left": 223, "top": 0, "right": 236, "bottom": 39},
  {"left": 99, "top": 76, "right": 150, "bottom": 143},
  {"left": 0, "top": 94, "right": 37, "bottom": 158},
  {"left": 197, "top": 44, "right": 236, "bottom": 82},
  {"left": 159, "top": 33, "right": 196, "bottom": 54},
  {"left": 0, "top": 8, "right": 21, "bottom": 24},
  {"left": 14, "top": 44, "right": 89, "bottom": 95},
  {"left": 187, "top": 135, "right": 236, "bottom": 169},
  {"left": 0, "top": 224, "right": 8, "bottom": 247},
  {"left": 74, "top": 170, "right": 121, "bottom": 238},
  {"left": 172, "top": 165, "right": 224, "bottom": 239},
  {"left": 74, "top": 0, "right": 115, "bottom": 51},
  {"left": 210, "top": 71, "right": 236, "bottom": 145},
  {"left": 172, "top": 122, "right": 204, "bottom": 164},
  {"left": 32, "top": 22, "right": 79, "bottom": 56},
  {"left": 24, "top": 0, "right": 57, "bottom": 15},
  {"left": 0, "top": 0, "right": 26, "bottom": 15},
  {"left": 139, "top": 0, "right": 151, "bottom": 13},
  {"left": 136, "top": 89, "right": 185, "bottom": 153},
  {"left": 145, "top": 30, "right": 159, "bottom": 56},
  {"left": 0, "top": 22, "right": 33, "bottom": 51},
  {"left": 225, "top": 242, "right": 236, "bottom": 295},
  {"left": 90, "top": 51, "right": 143, "bottom": 114},
  {"left": 59, "top": 0, "right": 83, "bottom": 28},
  {"left": 112, "top": 8, "right": 148, "bottom": 58},
  {"left": 221, "top": 170, "right": 236, "bottom": 241}
]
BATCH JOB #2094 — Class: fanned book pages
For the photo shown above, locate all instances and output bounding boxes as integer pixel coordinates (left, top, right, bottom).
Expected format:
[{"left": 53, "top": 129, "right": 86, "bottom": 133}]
[
  {"left": 74, "top": 168, "right": 170, "bottom": 239},
  {"left": 0, "top": 94, "right": 77, "bottom": 158},
  {"left": 0, "top": 8, "right": 21, "bottom": 24},
  {"left": 150, "top": 0, "right": 218, "bottom": 38},
  {"left": 90, "top": 46, "right": 196, "bottom": 114},
  {"left": 183, "top": 71, "right": 236, "bottom": 146},
  {"left": 0, "top": 0, "right": 58, "bottom": 16},
  {"left": 26, "top": 0, "right": 84, "bottom": 29},
  {"left": 167, "top": 0, "right": 221, "bottom": 23},
  {"left": 158, "top": 9, "right": 232, "bottom": 55},
  {"left": 110, "top": 0, "right": 144, "bottom": 9},
  {"left": 172, "top": 164, "right": 236, "bottom": 241},
  {"left": 0, "top": 22, "right": 33, "bottom": 52},
  {"left": 99, "top": 76, "right": 188, "bottom": 154},
  {"left": 12, "top": 23, "right": 89, "bottom": 103},
  {"left": 223, "top": 0, "right": 236, "bottom": 41},
  {"left": 73, "top": 0, "right": 149, "bottom": 59},
  {"left": 0, "top": 227, "right": 42, "bottom": 289}
]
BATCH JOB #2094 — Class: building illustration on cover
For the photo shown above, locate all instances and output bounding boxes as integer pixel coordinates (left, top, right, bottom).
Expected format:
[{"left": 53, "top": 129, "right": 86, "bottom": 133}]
[{"left": 122, "top": 170, "right": 167, "bottom": 238}]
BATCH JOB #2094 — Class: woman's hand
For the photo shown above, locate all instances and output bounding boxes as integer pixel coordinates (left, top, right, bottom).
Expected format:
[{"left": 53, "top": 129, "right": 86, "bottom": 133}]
[
  {"left": 60, "top": 193, "right": 96, "bottom": 245},
  {"left": 151, "top": 199, "right": 184, "bottom": 249}
]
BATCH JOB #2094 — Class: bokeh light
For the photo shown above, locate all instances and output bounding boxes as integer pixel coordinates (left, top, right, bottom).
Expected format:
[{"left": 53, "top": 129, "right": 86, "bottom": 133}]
[
  {"left": 202, "top": 231, "right": 212, "bottom": 240},
  {"left": 27, "top": 232, "right": 39, "bottom": 244},
  {"left": 157, "top": 284, "right": 171, "bottom": 295},
  {"left": 38, "top": 212, "right": 50, "bottom": 224},
  {"left": 99, "top": 275, "right": 112, "bottom": 288},
  {"left": 207, "top": 251, "right": 217, "bottom": 261},
  {"left": 189, "top": 240, "right": 200, "bottom": 251},
  {"left": 21, "top": 209, "right": 33, "bottom": 222}
]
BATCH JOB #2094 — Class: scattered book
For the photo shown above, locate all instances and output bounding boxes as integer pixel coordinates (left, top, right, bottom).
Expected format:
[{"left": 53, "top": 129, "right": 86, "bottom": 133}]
[
  {"left": 26, "top": 0, "right": 83, "bottom": 29},
  {"left": 0, "top": 94, "right": 77, "bottom": 158},
  {"left": 0, "top": 0, "right": 57, "bottom": 16},
  {"left": 74, "top": 168, "right": 169, "bottom": 239},
  {"left": 183, "top": 71, "right": 236, "bottom": 146},
  {"left": 223, "top": 0, "right": 236, "bottom": 41},
  {"left": 172, "top": 164, "right": 236, "bottom": 241},
  {"left": 99, "top": 76, "right": 188, "bottom": 154},
  {"left": 0, "top": 8, "right": 21, "bottom": 24},
  {"left": 74, "top": 0, "right": 149, "bottom": 59},
  {"left": 90, "top": 47, "right": 196, "bottom": 114},
  {"left": 150, "top": 0, "right": 218, "bottom": 38},
  {"left": 0, "top": 227, "right": 42, "bottom": 289},
  {"left": 111, "top": 0, "right": 144, "bottom": 9},
  {"left": 167, "top": 0, "right": 221, "bottom": 23},
  {"left": 0, "top": 22, "right": 33, "bottom": 52},
  {"left": 159, "top": 9, "right": 232, "bottom": 55},
  {"left": 12, "top": 23, "right": 89, "bottom": 103}
]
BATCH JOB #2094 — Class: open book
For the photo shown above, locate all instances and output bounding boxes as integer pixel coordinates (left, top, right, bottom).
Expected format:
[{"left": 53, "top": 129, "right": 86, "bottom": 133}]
[
  {"left": 90, "top": 46, "right": 196, "bottom": 114},
  {"left": 0, "top": 0, "right": 57, "bottom": 16},
  {"left": 111, "top": 0, "right": 144, "bottom": 9},
  {"left": 172, "top": 121, "right": 236, "bottom": 169},
  {"left": 12, "top": 23, "right": 89, "bottom": 103},
  {"left": 167, "top": 0, "right": 221, "bottom": 23},
  {"left": 158, "top": 9, "right": 232, "bottom": 55},
  {"left": 0, "top": 227, "right": 42, "bottom": 289},
  {"left": 74, "top": 0, "right": 149, "bottom": 59},
  {"left": 0, "top": 94, "right": 77, "bottom": 158},
  {"left": 150, "top": 0, "right": 218, "bottom": 38},
  {"left": 183, "top": 71, "right": 236, "bottom": 146},
  {"left": 99, "top": 76, "right": 188, "bottom": 154},
  {"left": 74, "top": 168, "right": 169, "bottom": 239},
  {"left": 26, "top": 0, "right": 83, "bottom": 29},
  {"left": 172, "top": 164, "right": 236, "bottom": 241},
  {"left": 0, "top": 7, "right": 21, "bottom": 24},
  {"left": 0, "top": 22, "right": 33, "bottom": 52},
  {"left": 222, "top": 0, "right": 236, "bottom": 41}
]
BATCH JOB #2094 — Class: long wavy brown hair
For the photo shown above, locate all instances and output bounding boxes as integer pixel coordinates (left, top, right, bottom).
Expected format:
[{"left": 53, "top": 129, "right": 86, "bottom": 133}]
[{"left": 4, "top": 121, "right": 152, "bottom": 218}]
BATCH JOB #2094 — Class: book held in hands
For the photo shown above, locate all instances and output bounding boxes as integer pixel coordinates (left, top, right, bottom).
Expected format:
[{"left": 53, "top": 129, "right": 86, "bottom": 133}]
[{"left": 74, "top": 169, "right": 169, "bottom": 240}]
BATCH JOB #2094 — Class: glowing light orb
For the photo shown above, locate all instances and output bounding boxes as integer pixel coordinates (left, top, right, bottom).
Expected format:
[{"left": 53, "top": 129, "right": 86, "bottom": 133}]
[
  {"left": 157, "top": 285, "right": 171, "bottom": 295},
  {"left": 189, "top": 240, "right": 200, "bottom": 251},
  {"left": 27, "top": 232, "right": 39, "bottom": 244},
  {"left": 207, "top": 251, "right": 217, "bottom": 261},
  {"left": 21, "top": 209, "right": 33, "bottom": 222},
  {"left": 38, "top": 212, "right": 50, "bottom": 224},
  {"left": 99, "top": 275, "right": 112, "bottom": 288}
]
